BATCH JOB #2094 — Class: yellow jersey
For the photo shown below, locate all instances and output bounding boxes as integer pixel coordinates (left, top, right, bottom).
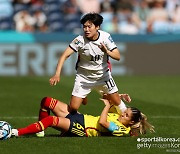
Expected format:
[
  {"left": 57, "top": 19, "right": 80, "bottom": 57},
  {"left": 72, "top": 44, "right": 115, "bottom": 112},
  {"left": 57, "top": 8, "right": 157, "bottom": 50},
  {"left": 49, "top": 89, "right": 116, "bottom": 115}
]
[{"left": 84, "top": 113, "right": 131, "bottom": 137}]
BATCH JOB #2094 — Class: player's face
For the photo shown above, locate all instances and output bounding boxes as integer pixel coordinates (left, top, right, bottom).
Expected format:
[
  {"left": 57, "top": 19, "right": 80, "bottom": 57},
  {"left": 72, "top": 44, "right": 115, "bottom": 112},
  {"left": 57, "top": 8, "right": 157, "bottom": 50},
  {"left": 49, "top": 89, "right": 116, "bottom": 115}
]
[
  {"left": 83, "top": 21, "right": 99, "bottom": 40},
  {"left": 118, "top": 108, "right": 133, "bottom": 126}
]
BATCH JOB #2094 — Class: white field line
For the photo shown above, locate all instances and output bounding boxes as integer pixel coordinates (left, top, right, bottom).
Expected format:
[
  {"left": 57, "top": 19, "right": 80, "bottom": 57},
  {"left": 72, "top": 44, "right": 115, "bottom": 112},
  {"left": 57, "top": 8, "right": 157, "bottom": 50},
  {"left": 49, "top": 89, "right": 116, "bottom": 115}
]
[
  {"left": 0, "top": 116, "right": 38, "bottom": 119},
  {"left": 0, "top": 116, "right": 180, "bottom": 119}
]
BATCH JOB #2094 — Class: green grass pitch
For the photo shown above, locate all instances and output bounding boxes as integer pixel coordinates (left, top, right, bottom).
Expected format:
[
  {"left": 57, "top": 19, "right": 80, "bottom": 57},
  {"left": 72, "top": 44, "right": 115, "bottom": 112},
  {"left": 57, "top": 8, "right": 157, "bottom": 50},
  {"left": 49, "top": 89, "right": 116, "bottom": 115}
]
[{"left": 0, "top": 76, "right": 180, "bottom": 154}]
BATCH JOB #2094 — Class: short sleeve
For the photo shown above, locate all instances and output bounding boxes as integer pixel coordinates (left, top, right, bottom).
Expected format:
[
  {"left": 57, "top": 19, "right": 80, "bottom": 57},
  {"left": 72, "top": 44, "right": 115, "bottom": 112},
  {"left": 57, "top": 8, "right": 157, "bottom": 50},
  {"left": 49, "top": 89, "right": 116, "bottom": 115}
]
[
  {"left": 108, "top": 122, "right": 119, "bottom": 132},
  {"left": 69, "top": 36, "right": 82, "bottom": 52},
  {"left": 106, "top": 34, "right": 117, "bottom": 51}
]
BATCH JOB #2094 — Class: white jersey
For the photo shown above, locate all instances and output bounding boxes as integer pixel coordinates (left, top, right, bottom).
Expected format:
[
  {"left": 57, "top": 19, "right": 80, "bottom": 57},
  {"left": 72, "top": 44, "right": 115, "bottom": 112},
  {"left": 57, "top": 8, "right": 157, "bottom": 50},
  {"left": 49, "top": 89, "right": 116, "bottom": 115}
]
[{"left": 69, "top": 30, "right": 117, "bottom": 79}]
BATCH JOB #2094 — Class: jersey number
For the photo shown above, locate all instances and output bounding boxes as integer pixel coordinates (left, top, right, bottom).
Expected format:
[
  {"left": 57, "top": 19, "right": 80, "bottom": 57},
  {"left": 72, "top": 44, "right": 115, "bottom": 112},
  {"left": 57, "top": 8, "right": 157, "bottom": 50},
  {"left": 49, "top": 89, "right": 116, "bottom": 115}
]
[
  {"left": 90, "top": 55, "right": 101, "bottom": 61},
  {"left": 105, "top": 78, "right": 115, "bottom": 91}
]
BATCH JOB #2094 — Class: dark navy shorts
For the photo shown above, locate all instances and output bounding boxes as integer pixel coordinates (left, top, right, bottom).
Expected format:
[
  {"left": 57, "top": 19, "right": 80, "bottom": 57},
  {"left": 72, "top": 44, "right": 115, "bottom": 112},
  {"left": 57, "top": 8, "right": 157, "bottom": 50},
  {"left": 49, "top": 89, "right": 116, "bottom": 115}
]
[{"left": 63, "top": 112, "right": 85, "bottom": 137}]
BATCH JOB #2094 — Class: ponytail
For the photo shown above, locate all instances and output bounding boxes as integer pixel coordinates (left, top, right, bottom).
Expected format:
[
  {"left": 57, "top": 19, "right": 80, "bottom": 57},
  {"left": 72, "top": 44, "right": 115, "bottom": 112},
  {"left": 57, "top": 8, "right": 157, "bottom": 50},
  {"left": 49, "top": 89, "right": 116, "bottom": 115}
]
[{"left": 129, "top": 107, "right": 155, "bottom": 136}]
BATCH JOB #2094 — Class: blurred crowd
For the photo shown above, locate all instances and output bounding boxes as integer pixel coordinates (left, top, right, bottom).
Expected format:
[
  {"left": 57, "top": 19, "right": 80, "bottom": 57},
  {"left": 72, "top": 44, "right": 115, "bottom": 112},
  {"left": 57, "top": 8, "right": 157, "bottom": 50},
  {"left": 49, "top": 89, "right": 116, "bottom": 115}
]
[{"left": 0, "top": 0, "right": 180, "bottom": 34}]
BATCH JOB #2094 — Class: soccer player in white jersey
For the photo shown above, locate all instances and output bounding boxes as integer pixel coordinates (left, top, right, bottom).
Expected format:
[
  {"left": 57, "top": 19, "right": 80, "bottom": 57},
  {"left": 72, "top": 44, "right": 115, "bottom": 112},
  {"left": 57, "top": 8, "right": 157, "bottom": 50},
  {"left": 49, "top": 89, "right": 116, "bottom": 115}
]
[{"left": 49, "top": 13, "right": 126, "bottom": 113}]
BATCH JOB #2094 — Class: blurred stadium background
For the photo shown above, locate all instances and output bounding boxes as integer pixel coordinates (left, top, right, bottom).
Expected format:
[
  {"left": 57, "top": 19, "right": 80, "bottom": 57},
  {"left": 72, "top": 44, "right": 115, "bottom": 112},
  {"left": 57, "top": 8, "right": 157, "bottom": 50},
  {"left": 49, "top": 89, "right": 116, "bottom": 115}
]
[
  {"left": 0, "top": 0, "right": 180, "bottom": 154},
  {"left": 1, "top": 0, "right": 180, "bottom": 76},
  {"left": 1, "top": 0, "right": 180, "bottom": 34}
]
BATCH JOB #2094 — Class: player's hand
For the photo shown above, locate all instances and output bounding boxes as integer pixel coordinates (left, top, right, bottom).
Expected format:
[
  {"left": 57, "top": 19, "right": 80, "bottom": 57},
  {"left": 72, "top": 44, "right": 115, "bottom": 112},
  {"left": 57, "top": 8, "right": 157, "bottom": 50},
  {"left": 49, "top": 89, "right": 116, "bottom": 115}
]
[
  {"left": 120, "top": 94, "right": 131, "bottom": 103},
  {"left": 49, "top": 75, "right": 60, "bottom": 86},
  {"left": 99, "top": 42, "right": 108, "bottom": 53},
  {"left": 100, "top": 98, "right": 111, "bottom": 107}
]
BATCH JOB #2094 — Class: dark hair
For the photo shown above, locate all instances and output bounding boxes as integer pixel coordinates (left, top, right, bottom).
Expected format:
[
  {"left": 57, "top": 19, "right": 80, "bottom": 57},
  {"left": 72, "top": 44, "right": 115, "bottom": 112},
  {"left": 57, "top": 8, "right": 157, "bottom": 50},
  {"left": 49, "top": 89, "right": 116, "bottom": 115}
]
[
  {"left": 80, "top": 13, "right": 103, "bottom": 27},
  {"left": 130, "top": 107, "right": 142, "bottom": 123}
]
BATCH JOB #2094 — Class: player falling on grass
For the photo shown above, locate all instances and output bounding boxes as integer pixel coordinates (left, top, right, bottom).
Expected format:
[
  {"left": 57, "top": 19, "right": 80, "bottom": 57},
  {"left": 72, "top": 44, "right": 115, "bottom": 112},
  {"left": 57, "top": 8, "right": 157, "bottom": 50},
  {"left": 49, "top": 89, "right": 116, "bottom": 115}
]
[
  {"left": 49, "top": 13, "right": 126, "bottom": 114},
  {"left": 35, "top": 93, "right": 131, "bottom": 137},
  {"left": 12, "top": 97, "right": 154, "bottom": 137}
]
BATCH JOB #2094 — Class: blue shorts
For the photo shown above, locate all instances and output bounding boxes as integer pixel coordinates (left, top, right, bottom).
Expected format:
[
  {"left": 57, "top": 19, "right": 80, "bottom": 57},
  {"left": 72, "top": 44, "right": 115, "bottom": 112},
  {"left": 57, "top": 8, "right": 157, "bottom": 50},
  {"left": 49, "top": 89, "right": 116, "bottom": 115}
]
[{"left": 62, "top": 112, "right": 85, "bottom": 137}]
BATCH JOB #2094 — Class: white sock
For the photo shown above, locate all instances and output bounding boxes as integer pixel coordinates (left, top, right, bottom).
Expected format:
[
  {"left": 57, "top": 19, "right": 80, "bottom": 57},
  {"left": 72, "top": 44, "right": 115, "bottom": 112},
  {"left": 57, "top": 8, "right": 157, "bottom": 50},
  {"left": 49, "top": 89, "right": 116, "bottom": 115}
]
[{"left": 12, "top": 129, "right": 18, "bottom": 137}]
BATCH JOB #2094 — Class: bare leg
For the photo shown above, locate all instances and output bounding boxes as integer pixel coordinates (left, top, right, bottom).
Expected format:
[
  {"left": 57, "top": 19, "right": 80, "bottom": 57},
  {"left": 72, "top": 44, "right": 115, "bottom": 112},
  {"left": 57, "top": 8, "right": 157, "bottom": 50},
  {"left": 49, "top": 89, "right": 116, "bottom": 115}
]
[
  {"left": 56, "top": 116, "right": 70, "bottom": 131},
  {"left": 52, "top": 100, "right": 70, "bottom": 117},
  {"left": 38, "top": 97, "right": 70, "bottom": 121},
  {"left": 108, "top": 92, "right": 121, "bottom": 106},
  {"left": 82, "top": 97, "right": 88, "bottom": 105},
  {"left": 69, "top": 95, "right": 83, "bottom": 112}
]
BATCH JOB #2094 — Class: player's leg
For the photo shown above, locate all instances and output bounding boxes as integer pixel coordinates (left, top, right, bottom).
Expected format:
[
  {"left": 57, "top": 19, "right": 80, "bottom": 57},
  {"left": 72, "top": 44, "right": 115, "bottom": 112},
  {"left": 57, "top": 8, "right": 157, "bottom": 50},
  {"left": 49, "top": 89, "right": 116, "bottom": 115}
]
[
  {"left": 69, "top": 96, "right": 84, "bottom": 112},
  {"left": 108, "top": 92, "right": 120, "bottom": 106},
  {"left": 108, "top": 92, "right": 129, "bottom": 114},
  {"left": 96, "top": 73, "right": 127, "bottom": 114},
  {"left": 12, "top": 116, "right": 70, "bottom": 136},
  {"left": 95, "top": 73, "right": 120, "bottom": 105},
  {"left": 52, "top": 100, "right": 70, "bottom": 117},
  {"left": 37, "top": 97, "right": 70, "bottom": 137},
  {"left": 70, "top": 74, "right": 91, "bottom": 112},
  {"left": 38, "top": 97, "right": 69, "bottom": 121},
  {"left": 82, "top": 97, "right": 88, "bottom": 105}
]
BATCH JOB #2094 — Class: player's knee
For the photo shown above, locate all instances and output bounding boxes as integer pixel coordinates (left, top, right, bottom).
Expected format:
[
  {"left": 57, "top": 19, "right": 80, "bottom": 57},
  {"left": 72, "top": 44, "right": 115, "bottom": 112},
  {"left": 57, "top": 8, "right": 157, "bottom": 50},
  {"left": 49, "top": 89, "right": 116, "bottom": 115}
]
[
  {"left": 109, "top": 93, "right": 121, "bottom": 105},
  {"left": 82, "top": 97, "right": 88, "bottom": 105},
  {"left": 70, "top": 105, "right": 78, "bottom": 111},
  {"left": 41, "top": 97, "right": 58, "bottom": 110},
  {"left": 111, "top": 97, "right": 120, "bottom": 106},
  {"left": 68, "top": 104, "right": 78, "bottom": 113},
  {"left": 40, "top": 97, "right": 52, "bottom": 109},
  {"left": 113, "top": 101, "right": 120, "bottom": 106},
  {"left": 69, "top": 97, "right": 82, "bottom": 111}
]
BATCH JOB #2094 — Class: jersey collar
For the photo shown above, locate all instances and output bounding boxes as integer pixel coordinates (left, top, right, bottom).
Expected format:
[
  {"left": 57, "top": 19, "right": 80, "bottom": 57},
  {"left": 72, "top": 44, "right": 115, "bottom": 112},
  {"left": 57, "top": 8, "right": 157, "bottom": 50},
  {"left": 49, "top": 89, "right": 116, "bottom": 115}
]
[{"left": 86, "top": 31, "right": 100, "bottom": 42}]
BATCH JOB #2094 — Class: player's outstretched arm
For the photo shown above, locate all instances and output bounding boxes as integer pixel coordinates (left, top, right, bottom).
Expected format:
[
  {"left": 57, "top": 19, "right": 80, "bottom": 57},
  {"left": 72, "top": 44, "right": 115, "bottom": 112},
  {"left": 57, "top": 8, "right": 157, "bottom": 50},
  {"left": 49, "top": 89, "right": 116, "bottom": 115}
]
[
  {"left": 99, "top": 99, "right": 111, "bottom": 129},
  {"left": 49, "top": 47, "right": 74, "bottom": 86}
]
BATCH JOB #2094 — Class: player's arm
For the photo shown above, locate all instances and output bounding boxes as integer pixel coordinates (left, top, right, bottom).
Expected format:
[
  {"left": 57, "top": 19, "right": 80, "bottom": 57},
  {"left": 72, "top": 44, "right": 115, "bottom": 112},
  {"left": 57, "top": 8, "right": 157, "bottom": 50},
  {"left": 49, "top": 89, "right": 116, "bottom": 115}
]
[
  {"left": 49, "top": 47, "right": 74, "bottom": 86},
  {"left": 99, "top": 43, "right": 120, "bottom": 61},
  {"left": 99, "top": 99, "right": 120, "bottom": 133},
  {"left": 99, "top": 99, "right": 111, "bottom": 129}
]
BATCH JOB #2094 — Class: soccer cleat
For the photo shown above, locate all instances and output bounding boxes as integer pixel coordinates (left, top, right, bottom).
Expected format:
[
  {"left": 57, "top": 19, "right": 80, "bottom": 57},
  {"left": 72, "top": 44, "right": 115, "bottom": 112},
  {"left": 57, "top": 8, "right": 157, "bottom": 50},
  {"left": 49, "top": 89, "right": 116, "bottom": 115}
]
[
  {"left": 36, "top": 131, "right": 45, "bottom": 137},
  {"left": 11, "top": 129, "right": 18, "bottom": 137}
]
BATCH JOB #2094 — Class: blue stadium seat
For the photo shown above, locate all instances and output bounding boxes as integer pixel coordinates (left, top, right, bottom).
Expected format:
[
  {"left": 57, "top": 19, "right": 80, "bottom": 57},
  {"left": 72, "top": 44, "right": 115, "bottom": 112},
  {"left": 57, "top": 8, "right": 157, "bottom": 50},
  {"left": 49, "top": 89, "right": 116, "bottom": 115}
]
[
  {"left": 49, "top": 21, "right": 64, "bottom": 32},
  {"left": 29, "top": 5, "right": 43, "bottom": 14},
  {"left": 170, "top": 23, "right": 180, "bottom": 34},
  {"left": 14, "top": 4, "right": 29, "bottom": 14},
  {"left": 47, "top": 3, "right": 60, "bottom": 12},
  {"left": 152, "top": 21, "right": 170, "bottom": 34},
  {"left": 63, "top": 14, "right": 81, "bottom": 31},
  {"left": 45, "top": 0, "right": 60, "bottom": 5},
  {"left": 48, "top": 12, "right": 63, "bottom": 22},
  {"left": 0, "top": 21, "right": 12, "bottom": 30},
  {"left": 0, "top": 16, "right": 13, "bottom": 30}
]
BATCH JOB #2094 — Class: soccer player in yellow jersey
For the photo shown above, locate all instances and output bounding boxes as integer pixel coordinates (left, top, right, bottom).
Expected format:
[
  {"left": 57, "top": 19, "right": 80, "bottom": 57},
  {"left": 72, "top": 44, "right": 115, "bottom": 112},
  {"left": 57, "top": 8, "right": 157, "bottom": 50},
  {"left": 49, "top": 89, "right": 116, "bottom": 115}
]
[{"left": 12, "top": 96, "right": 154, "bottom": 137}]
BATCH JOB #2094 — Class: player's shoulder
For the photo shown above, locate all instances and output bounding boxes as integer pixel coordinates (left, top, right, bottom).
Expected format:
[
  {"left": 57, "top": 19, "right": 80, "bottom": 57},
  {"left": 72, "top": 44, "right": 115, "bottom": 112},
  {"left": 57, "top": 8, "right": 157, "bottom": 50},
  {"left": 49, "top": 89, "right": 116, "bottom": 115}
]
[
  {"left": 72, "top": 35, "right": 84, "bottom": 45},
  {"left": 74, "top": 35, "right": 84, "bottom": 41},
  {"left": 99, "top": 30, "right": 111, "bottom": 37},
  {"left": 99, "top": 30, "right": 115, "bottom": 43}
]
